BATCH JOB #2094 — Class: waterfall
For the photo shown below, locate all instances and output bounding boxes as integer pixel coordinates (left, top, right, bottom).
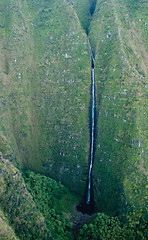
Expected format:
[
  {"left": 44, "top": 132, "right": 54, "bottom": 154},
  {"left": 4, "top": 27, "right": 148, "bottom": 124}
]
[{"left": 86, "top": 39, "right": 95, "bottom": 205}]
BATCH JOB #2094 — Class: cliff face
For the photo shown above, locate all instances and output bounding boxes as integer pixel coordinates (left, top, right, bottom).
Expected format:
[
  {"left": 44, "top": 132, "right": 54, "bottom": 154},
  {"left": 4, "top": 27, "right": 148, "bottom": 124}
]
[
  {"left": 0, "top": 0, "right": 91, "bottom": 194},
  {"left": 0, "top": 0, "right": 147, "bottom": 220},
  {"left": 89, "top": 0, "right": 147, "bottom": 216}
]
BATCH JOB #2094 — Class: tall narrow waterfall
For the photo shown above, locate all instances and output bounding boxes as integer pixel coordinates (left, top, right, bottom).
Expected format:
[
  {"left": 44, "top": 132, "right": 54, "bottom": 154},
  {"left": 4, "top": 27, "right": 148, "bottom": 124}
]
[
  {"left": 86, "top": 39, "right": 95, "bottom": 205},
  {"left": 77, "top": 39, "right": 96, "bottom": 214}
]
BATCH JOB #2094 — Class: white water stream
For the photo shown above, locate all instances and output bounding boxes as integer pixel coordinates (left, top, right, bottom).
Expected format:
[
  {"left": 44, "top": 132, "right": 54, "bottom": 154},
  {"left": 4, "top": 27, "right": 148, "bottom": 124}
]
[{"left": 87, "top": 40, "right": 95, "bottom": 204}]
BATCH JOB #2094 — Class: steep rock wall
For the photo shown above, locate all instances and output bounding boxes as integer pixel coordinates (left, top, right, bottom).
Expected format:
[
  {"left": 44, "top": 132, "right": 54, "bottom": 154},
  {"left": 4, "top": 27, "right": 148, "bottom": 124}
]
[
  {"left": 0, "top": 0, "right": 91, "bottom": 194},
  {"left": 0, "top": 0, "right": 147, "bottom": 219},
  {"left": 89, "top": 0, "right": 147, "bottom": 216}
]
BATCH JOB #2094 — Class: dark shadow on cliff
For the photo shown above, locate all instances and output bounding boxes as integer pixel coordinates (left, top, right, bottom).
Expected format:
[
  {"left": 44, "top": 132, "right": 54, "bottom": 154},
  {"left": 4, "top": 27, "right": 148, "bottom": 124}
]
[
  {"left": 77, "top": 59, "right": 97, "bottom": 215},
  {"left": 77, "top": 177, "right": 96, "bottom": 215},
  {"left": 89, "top": 0, "right": 97, "bottom": 16}
]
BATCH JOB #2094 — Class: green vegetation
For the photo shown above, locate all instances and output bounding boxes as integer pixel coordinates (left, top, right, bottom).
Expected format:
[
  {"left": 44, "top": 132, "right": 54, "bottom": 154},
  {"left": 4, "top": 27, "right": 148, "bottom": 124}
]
[
  {"left": 0, "top": 157, "right": 80, "bottom": 240},
  {"left": 24, "top": 170, "right": 79, "bottom": 240},
  {"left": 67, "top": 0, "right": 91, "bottom": 33},
  {"left": 0, "top": 0, "right": 147, "bottom": 239},
  {"left": 0, "top": 0, "right": 91, "bottom": 194},
  {"left": 67, "top": 0, "right": 97, "bottom": 34},
  {"left": 78, "top": 213, "right": 148, "bottom": 240},
  {"left": 0, "top": 158, "right": 49, "bottom": 239},
  {"left": 88, "top": 0, "right": 148, "bottom": 218},
  {"left": 0, "top": 157, "right": 147, "bottom": 239},
  {"left": 0, "top": 210, "right": 19, "bottom": 240}
]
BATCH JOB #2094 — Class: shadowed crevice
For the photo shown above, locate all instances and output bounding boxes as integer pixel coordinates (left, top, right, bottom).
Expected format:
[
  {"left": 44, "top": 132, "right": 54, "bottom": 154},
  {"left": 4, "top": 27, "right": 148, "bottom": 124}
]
[
  {"left": 89, "top": 0, "right": 97, "bottom": 16},
  {"left": 68, "top": 0, "right": 97, "bottom": 35},
  {"left": 77, "top": 41, "right": 97, "bottom": 215}
]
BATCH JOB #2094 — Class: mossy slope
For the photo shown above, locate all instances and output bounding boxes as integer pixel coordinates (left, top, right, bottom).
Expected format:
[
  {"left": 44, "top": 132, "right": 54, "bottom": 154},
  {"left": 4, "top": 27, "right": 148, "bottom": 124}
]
[
  {"left": 88, "top": 0, "right": 147, "bottom": 217},
  {"left": 0, "top": 0, "right": 147, "bottom": 222},
  {"left": 0, "top": 157, "right": 49, "bottom": 239},
  {"left": 0, "top": 0, "right": 91, "bottom": 194},
  {"left": 0, "top": 210, "right": 19, "bottom": 240},
  {"left": 0, "top": 155, "right": 79, "bottom": 239}
]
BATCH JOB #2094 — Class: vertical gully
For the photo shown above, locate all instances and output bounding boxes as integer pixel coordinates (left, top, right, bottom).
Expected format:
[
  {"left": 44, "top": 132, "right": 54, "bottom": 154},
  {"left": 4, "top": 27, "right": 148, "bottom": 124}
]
[
  {"left": 77, "top": 39, "right": 96, "bottom": 214},
  {"left": 86, "top": 39, "right": 95, "bottom": 205},
  {"left": 77, "top": 0, "right": 97, "bottom": 214}
]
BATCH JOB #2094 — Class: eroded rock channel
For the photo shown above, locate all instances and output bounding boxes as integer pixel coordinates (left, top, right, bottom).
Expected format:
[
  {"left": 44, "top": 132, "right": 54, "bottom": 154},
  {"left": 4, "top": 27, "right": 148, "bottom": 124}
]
[
  {"left": 77, "top": 39, "right": 96, "bottom": 214},
  {"left": 76, "top": 0, "right": 97, "bottom": 214}
]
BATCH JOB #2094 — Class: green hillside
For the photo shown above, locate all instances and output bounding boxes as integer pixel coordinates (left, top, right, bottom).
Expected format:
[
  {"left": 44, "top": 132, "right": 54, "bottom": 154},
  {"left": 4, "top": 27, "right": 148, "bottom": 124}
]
[
  {"left": 89, "top": 0, "right": 147, "bottom": 217},
  {"left": 0, "top": 155, "right": 80, "bottom": 239},
  {"left": 0, "top": 157, "right": 49, "bottom": 239},
  {"left": 0, "top": 210, "right": 19, "bottom": 240},
  {"left": 0, "top": 0, "right": 147, "bottom": 239},
  {"left": 0, "top": 0, "right": 91, "bottom": 194}
]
